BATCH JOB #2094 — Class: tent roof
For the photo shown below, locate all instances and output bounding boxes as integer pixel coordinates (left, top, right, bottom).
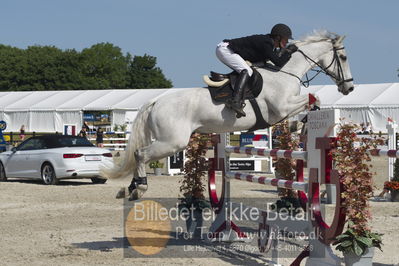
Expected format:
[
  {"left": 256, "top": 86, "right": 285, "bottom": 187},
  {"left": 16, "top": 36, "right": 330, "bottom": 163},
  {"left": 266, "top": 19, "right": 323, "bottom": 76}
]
[
  {"left": 0, "top": 83, "right": 398, "bottom": 112},
  {"left": 300, "top": 82, "right": 399, "bottom": 108},
  {"left": 0, "top": 89, "right": 186, "bottom": 112}
]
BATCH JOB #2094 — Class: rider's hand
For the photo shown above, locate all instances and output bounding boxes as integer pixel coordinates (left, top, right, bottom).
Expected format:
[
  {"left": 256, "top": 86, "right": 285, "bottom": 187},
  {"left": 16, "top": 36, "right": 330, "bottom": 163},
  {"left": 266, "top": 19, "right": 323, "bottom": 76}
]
[{"left": 286, "top": 44, "right": 298, "bottom": 53}]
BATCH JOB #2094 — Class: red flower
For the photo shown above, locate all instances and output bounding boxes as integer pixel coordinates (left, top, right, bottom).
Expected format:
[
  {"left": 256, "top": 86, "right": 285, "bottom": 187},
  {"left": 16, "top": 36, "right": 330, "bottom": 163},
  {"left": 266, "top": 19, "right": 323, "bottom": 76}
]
[{"left": 384, "top": 181, "right": 399, "bottom": 191}]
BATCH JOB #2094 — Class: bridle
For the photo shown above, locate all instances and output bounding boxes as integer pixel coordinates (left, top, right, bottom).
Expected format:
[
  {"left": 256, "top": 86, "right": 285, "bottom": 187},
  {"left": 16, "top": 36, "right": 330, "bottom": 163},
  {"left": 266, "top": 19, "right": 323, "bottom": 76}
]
[
  {"left": 298, "top": 46, "right": 353, "bottom": 87},
  {"left": 269, "top": 43, "right": 354, "bottom": 88}
]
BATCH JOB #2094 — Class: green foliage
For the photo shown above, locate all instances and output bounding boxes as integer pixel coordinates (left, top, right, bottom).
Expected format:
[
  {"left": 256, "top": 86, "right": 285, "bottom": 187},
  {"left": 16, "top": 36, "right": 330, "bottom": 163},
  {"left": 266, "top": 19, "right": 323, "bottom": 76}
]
[
  {"left": 0, "top": 43, "right": 172, "bottom": 91},
  {"left": 128, "top": 54, "right": 172, "bottom": 89},
  {"left": 112, "top": 124, "right": 128, "bottom": 132},
  {"left": 178, "top": 195, "right": 211, "bottom": 212},
  {"left": 80, "top": 43, "right": 129, "bottom": 89},
  {"left": 149, "top": 160, "right": 164, "bottom": 169},
  {"left": 273, "top": 120, "right": 299, "bottom": 198},
  {"left": 332, "top": 122, "right": 384, "bottom": 255},
  {"left": 119, "top": 124, "right": 127, "bottom": 132},
  {"left": 271, "top": 197, "right": 302, "bottom": 216},
  {"left": 334, "top": 222, "right": 382, "bottom": 256}
]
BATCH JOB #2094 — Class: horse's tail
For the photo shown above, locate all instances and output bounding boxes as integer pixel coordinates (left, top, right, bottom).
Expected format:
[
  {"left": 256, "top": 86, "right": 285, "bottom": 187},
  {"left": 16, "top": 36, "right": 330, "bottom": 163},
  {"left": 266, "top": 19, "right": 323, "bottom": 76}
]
[{"left": 100, "top": 101, "right": 155, "bottom": 179}]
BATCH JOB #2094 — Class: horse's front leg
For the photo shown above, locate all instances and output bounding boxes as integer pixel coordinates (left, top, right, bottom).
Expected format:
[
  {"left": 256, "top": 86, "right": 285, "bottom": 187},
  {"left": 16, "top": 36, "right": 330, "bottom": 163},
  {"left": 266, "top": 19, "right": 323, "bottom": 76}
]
[
  {"left": 276, "top": 93, "right": 319, "bottom": 119},
  {"left": 286, "top": 94, "right": 314, "bottom": 117}
]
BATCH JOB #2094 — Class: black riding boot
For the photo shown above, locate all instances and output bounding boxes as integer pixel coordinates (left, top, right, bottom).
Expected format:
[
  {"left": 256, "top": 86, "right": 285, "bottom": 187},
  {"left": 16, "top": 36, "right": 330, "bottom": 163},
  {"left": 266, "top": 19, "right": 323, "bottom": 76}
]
[{"left": 227, "top": 69, "right": 249, "bottom": 118}]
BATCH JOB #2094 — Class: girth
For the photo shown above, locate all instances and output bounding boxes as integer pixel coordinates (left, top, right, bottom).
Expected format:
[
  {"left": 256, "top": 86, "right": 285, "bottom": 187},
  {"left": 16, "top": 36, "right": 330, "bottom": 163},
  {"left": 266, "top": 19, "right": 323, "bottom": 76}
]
[{"left": 247, "top": 99, "right": 271, "bottom": 132}]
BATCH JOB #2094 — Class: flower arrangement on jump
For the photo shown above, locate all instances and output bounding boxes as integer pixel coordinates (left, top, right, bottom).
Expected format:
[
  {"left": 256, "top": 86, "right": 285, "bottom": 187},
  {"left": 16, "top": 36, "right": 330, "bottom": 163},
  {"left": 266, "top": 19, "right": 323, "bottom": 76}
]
[
  {"left": 384, "top": 159, "right": 399, "bottom": 192},
  {"left": 384, "top": 180, "right": 399, "bottom": 191},
  {"left": 272, "top": 120, "right": 301, "bottom": 213},
  {"left": 179, "top": 133, "right": 211, "bottom": 210},
  {"left": 332, "top": 122, "right": 383, "bottom": 256}
]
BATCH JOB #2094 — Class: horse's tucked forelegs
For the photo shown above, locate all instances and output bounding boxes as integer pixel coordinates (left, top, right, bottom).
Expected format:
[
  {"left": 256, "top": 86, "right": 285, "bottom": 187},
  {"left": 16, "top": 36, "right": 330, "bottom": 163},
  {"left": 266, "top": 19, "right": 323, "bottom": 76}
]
[
  {"left": 286, "top": 94, "right": 312, "bottom": 117},
  {"left": 276, "top": 93, "right": 318, "bottom": 119}
]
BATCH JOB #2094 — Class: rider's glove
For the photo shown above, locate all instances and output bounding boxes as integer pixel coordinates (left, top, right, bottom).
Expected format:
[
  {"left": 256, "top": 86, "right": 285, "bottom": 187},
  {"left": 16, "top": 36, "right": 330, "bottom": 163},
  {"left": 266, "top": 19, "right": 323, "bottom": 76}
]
[{"left": 286, "top": 44, "right": 298, "bottom": 53}]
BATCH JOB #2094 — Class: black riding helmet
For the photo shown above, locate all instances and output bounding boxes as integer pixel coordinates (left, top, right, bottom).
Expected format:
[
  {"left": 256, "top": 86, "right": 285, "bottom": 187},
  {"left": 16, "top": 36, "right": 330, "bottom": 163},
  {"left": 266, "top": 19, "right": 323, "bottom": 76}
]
[{"left": 270, "top": 23, "right": 293, "bottom": 40}]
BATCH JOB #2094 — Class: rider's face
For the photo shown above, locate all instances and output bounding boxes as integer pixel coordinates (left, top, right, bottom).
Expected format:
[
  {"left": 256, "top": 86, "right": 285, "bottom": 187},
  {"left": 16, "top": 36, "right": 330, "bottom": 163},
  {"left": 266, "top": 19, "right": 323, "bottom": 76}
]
[
  {"left": 274, "top": 37, "right": 289, "bottom": 49},
  {"left": 280, "top": 37, "right": 288, "bottom": 48}
]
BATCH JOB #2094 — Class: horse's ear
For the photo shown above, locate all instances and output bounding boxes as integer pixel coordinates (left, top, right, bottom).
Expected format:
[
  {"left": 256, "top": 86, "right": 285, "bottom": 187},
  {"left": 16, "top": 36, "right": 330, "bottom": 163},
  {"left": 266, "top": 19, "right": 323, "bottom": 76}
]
[{"left": 335, "top": 35, "right": 346, "bottom": 44}]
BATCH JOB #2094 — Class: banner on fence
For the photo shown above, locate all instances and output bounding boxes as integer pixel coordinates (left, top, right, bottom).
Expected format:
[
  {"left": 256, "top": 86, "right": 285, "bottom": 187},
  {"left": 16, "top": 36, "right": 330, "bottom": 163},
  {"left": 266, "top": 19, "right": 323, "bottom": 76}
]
[
  {"left": 64, "top": 125, "right": 77, "bottom": 136},
  {"left": 240, "top": 133, "right": 268, "bottom": 147},
  {"left": 167, "top": 151, "right": 184, "bottom": 175}
]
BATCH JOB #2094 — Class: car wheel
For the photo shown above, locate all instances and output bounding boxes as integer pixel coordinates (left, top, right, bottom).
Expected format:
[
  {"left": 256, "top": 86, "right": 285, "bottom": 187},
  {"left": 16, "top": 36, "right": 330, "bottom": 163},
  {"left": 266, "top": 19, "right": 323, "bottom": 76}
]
[
  {"left": 91, "top": 177, "right": 107, "bottom": 184},
  {"left": 0, "top": 162, "right": 7, "bottom": 181},
  {"left": 41, "top": 163, "right": 59, "bottom": 185}
]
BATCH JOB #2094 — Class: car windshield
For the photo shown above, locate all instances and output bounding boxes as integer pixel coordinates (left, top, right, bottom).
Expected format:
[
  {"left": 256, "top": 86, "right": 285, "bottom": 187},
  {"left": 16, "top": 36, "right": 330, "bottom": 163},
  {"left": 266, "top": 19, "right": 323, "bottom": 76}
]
[{"left": 50, "top": 137, "right": 95, "bottom": 148}]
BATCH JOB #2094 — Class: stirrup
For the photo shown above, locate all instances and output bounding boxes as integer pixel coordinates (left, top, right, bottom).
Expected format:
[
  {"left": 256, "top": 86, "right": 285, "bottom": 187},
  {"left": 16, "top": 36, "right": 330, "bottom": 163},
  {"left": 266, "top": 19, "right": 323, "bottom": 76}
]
[
  {"left": 235, "top": 109, "right": 246, "bottom": 118},
  {"left": 229, "top": 102, "right": 246, "bottom": 118}
]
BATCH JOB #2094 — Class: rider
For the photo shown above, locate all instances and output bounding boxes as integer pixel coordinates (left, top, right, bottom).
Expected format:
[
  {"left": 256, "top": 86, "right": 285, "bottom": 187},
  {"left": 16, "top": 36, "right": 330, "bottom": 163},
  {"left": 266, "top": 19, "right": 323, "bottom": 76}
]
[{"left": 216, "top": 23, "right": 298, "bottom": 117}]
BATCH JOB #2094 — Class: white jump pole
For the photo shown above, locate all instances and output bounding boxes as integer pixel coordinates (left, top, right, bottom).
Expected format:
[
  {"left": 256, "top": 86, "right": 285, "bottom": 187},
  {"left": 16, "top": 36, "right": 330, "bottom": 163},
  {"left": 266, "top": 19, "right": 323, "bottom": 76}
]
[{"left": 386, "top": 121, "right": 397, "bottom": 181}]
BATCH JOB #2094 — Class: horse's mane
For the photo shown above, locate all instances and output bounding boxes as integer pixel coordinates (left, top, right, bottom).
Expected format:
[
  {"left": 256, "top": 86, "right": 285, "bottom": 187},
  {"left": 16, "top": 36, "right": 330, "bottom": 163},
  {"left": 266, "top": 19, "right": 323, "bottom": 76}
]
[{"left": 293, "top": 30, "right": 339, "bottom": 46}]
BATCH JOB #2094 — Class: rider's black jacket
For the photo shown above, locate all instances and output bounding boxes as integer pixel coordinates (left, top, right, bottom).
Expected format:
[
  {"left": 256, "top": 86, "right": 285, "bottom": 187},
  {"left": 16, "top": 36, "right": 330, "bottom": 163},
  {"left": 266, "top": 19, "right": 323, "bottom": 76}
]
[{"left": 224, "top": 34, "right": 291, "bottom": 67}]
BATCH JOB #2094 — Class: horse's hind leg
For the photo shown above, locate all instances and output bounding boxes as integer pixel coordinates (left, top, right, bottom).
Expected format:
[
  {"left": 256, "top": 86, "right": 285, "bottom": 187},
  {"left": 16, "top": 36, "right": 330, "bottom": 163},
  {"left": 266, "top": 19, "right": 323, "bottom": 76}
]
[{"left": 128, "top": 138, "right": 190, "bottom": 201}]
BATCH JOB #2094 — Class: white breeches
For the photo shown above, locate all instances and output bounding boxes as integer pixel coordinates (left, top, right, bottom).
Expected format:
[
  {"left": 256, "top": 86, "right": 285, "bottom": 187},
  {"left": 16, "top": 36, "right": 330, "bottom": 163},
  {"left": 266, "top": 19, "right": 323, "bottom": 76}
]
[{"left": 216, "top": 41, "right": 253, "bottom": 76}]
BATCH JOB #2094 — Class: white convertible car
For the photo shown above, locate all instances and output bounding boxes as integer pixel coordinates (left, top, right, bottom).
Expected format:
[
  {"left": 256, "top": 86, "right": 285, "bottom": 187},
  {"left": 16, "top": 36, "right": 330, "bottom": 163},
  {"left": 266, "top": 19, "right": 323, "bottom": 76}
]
[{"left": 0, "top": 135, "right": 113, "bottom": 184}]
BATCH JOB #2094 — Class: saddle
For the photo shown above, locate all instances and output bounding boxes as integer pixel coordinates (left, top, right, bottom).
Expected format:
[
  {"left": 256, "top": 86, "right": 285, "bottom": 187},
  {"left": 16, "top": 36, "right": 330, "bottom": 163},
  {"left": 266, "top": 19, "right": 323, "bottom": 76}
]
[
  {"left": 204, "top": 67, "right": 263, "bottom": 103},
  {"left": 204, "top": 68, "right": 271, "bottom": 131}
]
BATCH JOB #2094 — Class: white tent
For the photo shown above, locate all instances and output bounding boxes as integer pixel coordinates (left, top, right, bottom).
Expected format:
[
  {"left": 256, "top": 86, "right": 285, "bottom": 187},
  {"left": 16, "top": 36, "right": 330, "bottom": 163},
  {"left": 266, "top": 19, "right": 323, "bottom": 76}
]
[
  {"left": 0, "top": 88, "right": 183, "bottom": 132},
  {"left": 301, "top": 83, "right": 399, "bottom": 132},
  {"left": 0, "top": 83, "right": 398, "bottom": 133}
]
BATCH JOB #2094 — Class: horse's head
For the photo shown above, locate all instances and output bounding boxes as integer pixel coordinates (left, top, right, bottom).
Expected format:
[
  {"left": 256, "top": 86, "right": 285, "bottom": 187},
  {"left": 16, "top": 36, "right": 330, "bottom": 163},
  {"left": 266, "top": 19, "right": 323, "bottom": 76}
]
[
  {"left": 329, "top": 35, "right": 354, "bottom": 95},
  {"left": 295, "top": 32, "right": 354, "bottom": 95},
  {"left": 317, "top": 35, "right": 354, "bottom": 95}
]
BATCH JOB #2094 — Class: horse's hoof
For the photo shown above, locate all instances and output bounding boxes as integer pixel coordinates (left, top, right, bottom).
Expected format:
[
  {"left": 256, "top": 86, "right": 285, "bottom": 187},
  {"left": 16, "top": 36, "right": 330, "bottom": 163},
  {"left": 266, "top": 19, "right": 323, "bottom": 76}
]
[
  {"left": 115, "top": 187, "right": 126, "bottom": 199},
  {"left": 128, "top": 189, "right": 140, "bottom": 201},
  {"left": 128, "top": 185, "right": 148, "bottom": 201},
  {"left": 138, "top": 183, "right": 148, "bottom": 190}
]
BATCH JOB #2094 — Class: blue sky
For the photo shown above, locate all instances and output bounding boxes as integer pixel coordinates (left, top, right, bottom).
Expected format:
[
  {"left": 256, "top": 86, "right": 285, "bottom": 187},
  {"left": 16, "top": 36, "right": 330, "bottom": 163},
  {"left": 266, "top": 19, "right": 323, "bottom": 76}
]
[{"left": 1, "top": 0, "right": 398, "bottom": 88}]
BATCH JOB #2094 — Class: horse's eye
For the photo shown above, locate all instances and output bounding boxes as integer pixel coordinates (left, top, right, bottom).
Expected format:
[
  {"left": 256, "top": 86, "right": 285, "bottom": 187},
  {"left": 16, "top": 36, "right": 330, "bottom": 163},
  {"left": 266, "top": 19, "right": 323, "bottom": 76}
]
[{"left": 340, "top": 55, "right": 347, "bottom": 61}]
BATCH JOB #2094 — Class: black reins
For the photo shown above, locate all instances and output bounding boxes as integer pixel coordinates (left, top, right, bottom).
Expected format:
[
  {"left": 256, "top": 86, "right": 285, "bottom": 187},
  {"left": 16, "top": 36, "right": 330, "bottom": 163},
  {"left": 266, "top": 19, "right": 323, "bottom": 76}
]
[{"left": 267, "top": 45, "right": 353, "bottom": 88}]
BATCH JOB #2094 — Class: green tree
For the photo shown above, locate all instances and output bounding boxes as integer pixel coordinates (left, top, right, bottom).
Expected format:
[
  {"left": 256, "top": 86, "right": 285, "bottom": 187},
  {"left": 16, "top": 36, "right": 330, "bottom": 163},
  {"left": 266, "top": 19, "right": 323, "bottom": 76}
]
[
  {"left": 0, "top": 43, "right": 172, "bottom": 91},
  {"left": 127, "top": 54, "right": 172, "bottom": 89},
  {"left": 80, "top": 43, "right": 129, "bottom": 89},
  {"left": 0, "top": 44, "right": 25, "bottom": 90},
  {"left": 21, "top": 45, "right": 66, "bottom": 90}
]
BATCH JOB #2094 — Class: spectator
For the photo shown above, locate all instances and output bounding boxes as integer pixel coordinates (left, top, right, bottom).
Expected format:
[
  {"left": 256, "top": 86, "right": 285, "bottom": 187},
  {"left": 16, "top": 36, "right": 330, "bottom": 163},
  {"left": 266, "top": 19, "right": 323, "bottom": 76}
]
[
  {"left": 19, "top": 125, "right": 26, "bottom": 141},
  {"left": 96, "top": 127, "right": 104, "bottom": 148},
  {"left": 83, "top": 121, "right": 90, "bottom": 131},
  {"left": 78, "top": 127, "right": 87, "bottom": 139},
  {"left": 364, "top": 122, "right": 373, "bottom": 135}
]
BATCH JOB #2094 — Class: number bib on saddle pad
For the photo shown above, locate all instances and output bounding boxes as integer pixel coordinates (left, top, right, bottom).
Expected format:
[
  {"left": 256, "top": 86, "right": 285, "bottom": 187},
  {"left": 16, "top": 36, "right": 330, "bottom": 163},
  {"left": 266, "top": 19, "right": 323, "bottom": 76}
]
[{"left": 207, "top": 68, "right": 263, "bottom": 103}]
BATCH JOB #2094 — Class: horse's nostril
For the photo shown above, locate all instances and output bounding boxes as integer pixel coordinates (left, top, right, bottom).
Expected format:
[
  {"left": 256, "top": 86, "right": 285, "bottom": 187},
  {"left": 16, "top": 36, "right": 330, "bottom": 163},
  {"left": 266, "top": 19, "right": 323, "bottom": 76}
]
[{"left": 348, "top": 86, "right": 354, "bottom": 92}]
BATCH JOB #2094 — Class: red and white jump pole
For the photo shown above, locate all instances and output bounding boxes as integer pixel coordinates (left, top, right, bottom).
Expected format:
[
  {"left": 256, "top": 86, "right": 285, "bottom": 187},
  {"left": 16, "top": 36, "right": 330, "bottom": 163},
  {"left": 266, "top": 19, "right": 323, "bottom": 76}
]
[{"left": 207, "top": 109, "right": 346, "bottom": 266}]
